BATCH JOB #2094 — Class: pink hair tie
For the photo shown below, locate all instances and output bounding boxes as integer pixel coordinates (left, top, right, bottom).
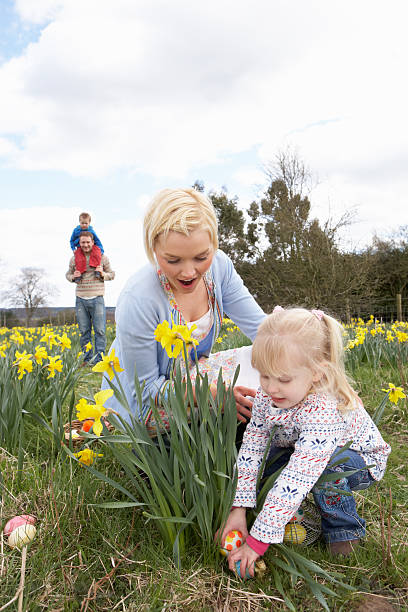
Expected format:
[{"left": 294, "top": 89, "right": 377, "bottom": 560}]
[
  {"left": 273, "top": 305, "right": 284, "bottom": 314},
  {"left": 312, "top": 309, "right": 324, "bottom": 321}
]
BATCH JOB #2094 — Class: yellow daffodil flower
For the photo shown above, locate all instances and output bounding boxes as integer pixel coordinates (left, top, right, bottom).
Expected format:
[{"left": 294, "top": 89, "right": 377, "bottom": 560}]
[
  {"left": 47, "top": 355, "right": 63, "bottom": 379},
  {"left": 92, "top": 348, "right": 124, "bottom": 380},
  {"left": 76, "top": 389, "right": 114, "bottom": 436},
  {"left": 73, "top": 448, "right": 103, "bottom": 466},
  {"left": 85, "top": 341, "right": 93, "bottom": 352},
  {"left": 58, "top": 332, "right": 72, "bottom": 351},
  {"left": 13, "top": 350, "right": 33, "bottom": 379},
  {"left": 381, "top": 383, "right": 406, "bottom": 405},
  {"left": 34, "top": 345, "right": 48, "bottom": 365},
  {"left": 154, "top": 320, "right": 198, "bottom": 358},
  {"left": 40, "top": 330, "right": 58, "bottom": 348},
  {"left": 0, "top": 344, "right": 6, "bottom": 358}
]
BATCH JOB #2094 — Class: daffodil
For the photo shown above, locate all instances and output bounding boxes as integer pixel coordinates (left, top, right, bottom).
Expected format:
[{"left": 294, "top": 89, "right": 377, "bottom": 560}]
[
  {"left": 0, "top": 344, "right": 6, "bottom": 358},
  {"left": 13, "top": 350, "right": 33, "bottom": 379},
  {"left": 47, "top": 355, "right": 63, "bottom": 379},
  {"left": 381, "top": 383, "right": 406, "bottom": 405},
  {"left": 34, "top": 345, "right": 48, "bottom": 365},
  {"left": 40, "top": 330, "right": 58, "bottom": 348},
  {"left": 73, "top": 448, "right": 103, "bottom": 466},
  {"left": 154, "top": 320, "right": 198, "bottom": 358},
  {"left": 76, "top": 389, "right": 114, "bottom": 436},
  {"left": 92, "top": 348, "right": 124, "bottom": 380},
  {"left": 85, "top": 341, "right": 93, "bottom": 352},
  {"left": 58, "top": 332, "right": 72, "bottom": 351}
]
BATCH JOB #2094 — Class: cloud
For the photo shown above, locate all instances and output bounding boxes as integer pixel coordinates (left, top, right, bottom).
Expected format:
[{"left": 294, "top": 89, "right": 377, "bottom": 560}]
[{"left": 3, "top": 0, "right": 405, "bottom": 181}]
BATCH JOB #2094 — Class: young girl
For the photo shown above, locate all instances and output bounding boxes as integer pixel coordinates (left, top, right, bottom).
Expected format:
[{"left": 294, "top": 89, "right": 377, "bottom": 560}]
[{"left": 220, "top": 306, "right": 391, "bottom": 578}]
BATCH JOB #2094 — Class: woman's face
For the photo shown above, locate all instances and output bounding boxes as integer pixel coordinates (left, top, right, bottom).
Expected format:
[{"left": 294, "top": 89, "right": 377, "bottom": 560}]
[{"left": 154, "top": 229, "right": 214, "bottom": 295}]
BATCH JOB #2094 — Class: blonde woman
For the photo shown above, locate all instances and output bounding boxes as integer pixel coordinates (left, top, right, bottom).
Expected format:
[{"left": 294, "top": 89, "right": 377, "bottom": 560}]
[
  {"left": 220, "top": 306, "right": 391, "bottom": 577},
  {"left": 102, "top": 187, "right": 266, "bottom": 427}
]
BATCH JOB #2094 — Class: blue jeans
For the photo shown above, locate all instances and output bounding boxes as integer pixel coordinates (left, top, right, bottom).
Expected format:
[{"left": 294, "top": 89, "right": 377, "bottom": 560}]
[
  {"left": 75, "top": 296, "right": 106, "bottom": 363},
  {"left": 263, "top": 445, "right": 375, "bottom": 543}
]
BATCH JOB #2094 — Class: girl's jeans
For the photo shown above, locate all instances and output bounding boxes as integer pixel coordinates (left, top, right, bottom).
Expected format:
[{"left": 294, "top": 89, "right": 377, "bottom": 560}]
[{"left": 264, "top": 445, "right": 375, "bottom": 543}]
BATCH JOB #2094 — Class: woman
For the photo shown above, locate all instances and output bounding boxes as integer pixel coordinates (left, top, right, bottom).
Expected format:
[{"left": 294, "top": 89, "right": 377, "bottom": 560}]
[{"left": 103, "top": 187, "right": 266, "bottom": 427}]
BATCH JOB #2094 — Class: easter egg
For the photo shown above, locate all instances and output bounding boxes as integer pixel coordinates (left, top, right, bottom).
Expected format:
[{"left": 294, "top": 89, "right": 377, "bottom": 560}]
[
  {"left": 8, "top": 524, "right": 37, "bottom": 548},
  {"left": 289, "top": 507, "right": 305, "bottom": 523},
  {"left": 235, "top": 559, "right": 251, "bottom": 580},
  {"left": 81, "top": 420, "right": 94, "bottom": 433},
  {"left": 220, "top": 530, "right": 243, "bottom": 557},
  {"left": 3, "top": 515, "right": 36, "bottom": 537},
  {"left": 283, "top": 523, "right": 307, "bottom": 545}
]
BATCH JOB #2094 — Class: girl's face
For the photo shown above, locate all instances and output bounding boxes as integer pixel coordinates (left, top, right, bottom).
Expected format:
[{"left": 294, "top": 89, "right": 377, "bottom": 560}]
[
  {"left": 259, "top": 350, "right": 321, "bottom": 409},
  {"left": 154, "top": 229, "right": 214, "bottom": 295}
]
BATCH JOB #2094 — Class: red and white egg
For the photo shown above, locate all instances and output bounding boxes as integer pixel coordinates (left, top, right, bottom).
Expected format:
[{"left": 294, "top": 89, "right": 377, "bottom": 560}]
[{"left": 3, "top": 515, "right": 37, "bottom": 548}]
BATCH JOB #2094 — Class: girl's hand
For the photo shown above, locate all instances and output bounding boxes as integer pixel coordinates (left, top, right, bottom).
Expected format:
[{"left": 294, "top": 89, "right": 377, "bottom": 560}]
[
  {"left": 214, "top": 507, "right": 248, "bottom": 548},
  {"left": 233, "top": 386, "right": 256, "bottom": 423},
  {"left": 228, "top": 542, "right": 260, "bottom": 579}
]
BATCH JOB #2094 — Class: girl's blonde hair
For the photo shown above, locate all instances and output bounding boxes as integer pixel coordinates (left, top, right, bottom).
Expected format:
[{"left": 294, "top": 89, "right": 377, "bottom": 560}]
[
  {"left": 143, "top": 188, "right": 219, "bottom": 264},
  {"left": 251, "top": 307, "right": 359, "bottom": 413}
]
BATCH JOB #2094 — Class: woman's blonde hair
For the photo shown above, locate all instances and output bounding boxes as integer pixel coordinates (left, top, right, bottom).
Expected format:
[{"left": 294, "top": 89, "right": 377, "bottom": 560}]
[
  {"left": 143, "top": 188, "right": 218, "bottom": 264},
  {"left": 251, "top": 307, "right": 359, "bottom": 413}
]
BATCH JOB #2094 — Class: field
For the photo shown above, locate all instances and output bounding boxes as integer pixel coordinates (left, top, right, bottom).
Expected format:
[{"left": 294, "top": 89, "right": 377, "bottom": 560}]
[{"left": 0, "top": 318, "right": 407, "bottom": 611}]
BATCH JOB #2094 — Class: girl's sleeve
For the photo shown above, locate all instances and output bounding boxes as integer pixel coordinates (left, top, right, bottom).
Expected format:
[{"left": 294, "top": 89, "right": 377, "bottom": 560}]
[
  {"left": 249, "top": 395, "right": 344, "bottom": 544},
  {"left": 115, "top": 292, "right": 170, "bottom": 419},
  {"left": 233, "top": 391, "right": 273, "bottom": 508}
]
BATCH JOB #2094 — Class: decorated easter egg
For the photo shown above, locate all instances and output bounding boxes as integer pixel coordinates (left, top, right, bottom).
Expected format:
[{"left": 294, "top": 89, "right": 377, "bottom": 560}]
[
  {"left": 234, "top": 558, "right": 267, "bottom": 580},
  {"left": 3, "top": 515, "right": 36, "bottom": 537},
  {"left": 235, "top": 559, "right": 251, "bottom": 580},
  {"left": 283, "top": 523, "right": 307, "bottom": 544},
  {"left": 8, "top": 524, "right": 37, "bottom": 548},
  {"left": 81, "top": 420, "right": 94, "bottom": 433},
  {"left": 289, "top": 507, "right": 305, "bottom": 523},
  {"left": 220, "top": 530, "right": 243, "bottom": 557}
]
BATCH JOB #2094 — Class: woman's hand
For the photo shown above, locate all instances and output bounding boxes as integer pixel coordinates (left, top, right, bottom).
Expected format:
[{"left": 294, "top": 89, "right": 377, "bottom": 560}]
[
  {"left": 228, "top": 542, "right": 260, "bottom": 579},
  {"left": 215, "top": 507, "right": 248, "bottom": 549},
  {"left": 233, "top": 386, "right": 256, "bottom": 423}
]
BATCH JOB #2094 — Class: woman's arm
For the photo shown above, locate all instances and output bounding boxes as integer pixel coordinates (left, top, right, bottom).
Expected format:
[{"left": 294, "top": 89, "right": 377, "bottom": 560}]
[
  {"left": 215, "top": 251, "right": 266, "bottom": 342},
  {"left": 116, "top": 291, "right": 170, "bottom": 420}
]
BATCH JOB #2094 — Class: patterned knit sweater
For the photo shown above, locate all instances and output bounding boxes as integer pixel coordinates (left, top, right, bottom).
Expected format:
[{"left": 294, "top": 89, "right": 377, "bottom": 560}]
[
  {"left": 66, "top": 253, "right": 115, "bottom": 297},
  {"left": 233, "top": 389, "right": 391, "bottom": 544}
]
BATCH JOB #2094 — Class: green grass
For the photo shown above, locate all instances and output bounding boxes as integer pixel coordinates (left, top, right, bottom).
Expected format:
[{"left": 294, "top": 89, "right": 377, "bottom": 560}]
[{"left": 1, "top": 343, "right": 407, "bottom": 610}]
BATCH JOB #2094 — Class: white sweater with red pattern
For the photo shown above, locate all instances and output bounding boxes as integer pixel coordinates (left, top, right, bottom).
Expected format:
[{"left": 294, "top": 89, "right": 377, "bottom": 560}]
[{"left": 233, "top": 390, "right": 391, "bottom": 544}]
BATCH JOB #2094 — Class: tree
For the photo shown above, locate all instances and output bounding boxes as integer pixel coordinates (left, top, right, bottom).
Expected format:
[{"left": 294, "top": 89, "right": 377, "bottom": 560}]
[
  {"left": 235, "top": 152, "right": 372, "bottom": 316},
  {"left": 3, "top": 267, "right": 58, "bottom": 326}
]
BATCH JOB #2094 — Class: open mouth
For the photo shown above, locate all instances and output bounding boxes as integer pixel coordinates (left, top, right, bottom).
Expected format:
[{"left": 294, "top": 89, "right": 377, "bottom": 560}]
[{"left": 178, "top": 278, "right": 196, "bottom": 287}]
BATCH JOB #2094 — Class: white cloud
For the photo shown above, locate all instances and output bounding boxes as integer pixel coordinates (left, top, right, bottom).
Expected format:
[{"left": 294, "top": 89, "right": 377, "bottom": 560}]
[{"left": 2, "top": 0, "right": 405, "bottom": 182}]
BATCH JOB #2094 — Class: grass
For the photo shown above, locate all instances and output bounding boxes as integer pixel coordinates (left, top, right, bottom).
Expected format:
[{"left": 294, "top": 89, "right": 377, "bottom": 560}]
[{"left": 1, "top": 331, "right": 408, "bottom": 610}]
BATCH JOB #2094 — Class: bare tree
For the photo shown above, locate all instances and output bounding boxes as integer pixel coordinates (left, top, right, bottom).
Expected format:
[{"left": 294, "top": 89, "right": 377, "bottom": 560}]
[
  {"left": 262, "top": 145, "right": 316, "bottom": 199},
  {"left": 3, "top": 267, "right": 58, "bottom": 326}
]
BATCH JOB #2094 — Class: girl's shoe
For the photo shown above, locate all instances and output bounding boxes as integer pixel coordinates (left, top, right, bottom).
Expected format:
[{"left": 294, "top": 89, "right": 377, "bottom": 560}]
[{"left": 328, "top": 539, "right": 359, "bottom": 556}]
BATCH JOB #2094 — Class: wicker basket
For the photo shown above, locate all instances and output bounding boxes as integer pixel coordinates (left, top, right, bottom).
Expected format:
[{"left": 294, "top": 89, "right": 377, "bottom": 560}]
[
  {"left": 63, "top": 418, "right": 114, "bottom": 448},
  {"left": 287, "top": 497, "right": 322, "bottom": 547}
]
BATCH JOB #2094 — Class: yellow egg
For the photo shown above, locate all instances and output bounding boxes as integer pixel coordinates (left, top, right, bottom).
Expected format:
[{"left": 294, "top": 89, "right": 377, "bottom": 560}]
[
  {"left": 8, "top": 524, "right": 37, "bottom": 548},
  {"left": 283, "top": 523, "right": 306, "bottom": 545}
]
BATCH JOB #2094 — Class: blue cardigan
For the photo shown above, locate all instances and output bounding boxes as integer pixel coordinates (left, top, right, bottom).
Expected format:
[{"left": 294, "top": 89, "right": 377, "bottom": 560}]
[
  {"left": 102, "top": 250, "right": 266, "bottom": 422},
  {"left": 70, "top": 224, "right": 104, "bottom": 252}
]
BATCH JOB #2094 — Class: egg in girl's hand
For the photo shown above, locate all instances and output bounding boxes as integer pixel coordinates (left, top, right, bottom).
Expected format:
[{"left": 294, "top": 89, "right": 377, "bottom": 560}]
[
  {"left": 8, "top": 524, "right": 37, "bottom": 548},
  {"left": 220, "top": 530, "right": 243, "bottom": 557},
  {"left": 3, "top": 515, "right": 36, "bottom": 537}
]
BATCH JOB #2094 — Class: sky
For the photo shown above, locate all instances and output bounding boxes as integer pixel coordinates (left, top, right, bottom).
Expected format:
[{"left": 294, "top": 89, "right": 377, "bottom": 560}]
[{"left": 0, "top": 0, "right": 407, "bottom": 307}]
